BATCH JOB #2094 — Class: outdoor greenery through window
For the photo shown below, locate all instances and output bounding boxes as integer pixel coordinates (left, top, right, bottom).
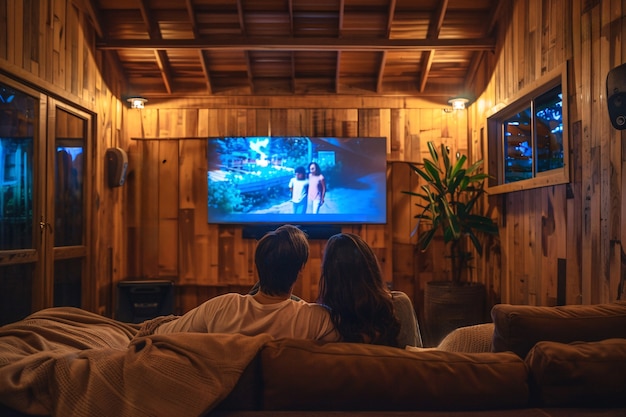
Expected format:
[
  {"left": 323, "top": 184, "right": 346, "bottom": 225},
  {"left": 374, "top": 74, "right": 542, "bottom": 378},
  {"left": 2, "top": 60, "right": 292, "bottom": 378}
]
[{"left": 486, "top": 63, "right": 569, "bottom": 193}]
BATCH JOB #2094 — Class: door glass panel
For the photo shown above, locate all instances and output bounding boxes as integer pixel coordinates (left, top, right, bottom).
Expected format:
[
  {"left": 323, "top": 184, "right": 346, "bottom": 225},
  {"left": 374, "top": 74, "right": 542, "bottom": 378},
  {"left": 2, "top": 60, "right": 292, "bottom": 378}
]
[
  {"left": 0, "top": 264, "right": 34, "bottom": 325},
  {"left": 0, "top": 84, "right": 35, "bottom": 250},
  {"left": 54, "top": 109, "right": 84, "bottom": 247},
  {"left": 53, "top": 258, "right": 82, "bottom": 307}
]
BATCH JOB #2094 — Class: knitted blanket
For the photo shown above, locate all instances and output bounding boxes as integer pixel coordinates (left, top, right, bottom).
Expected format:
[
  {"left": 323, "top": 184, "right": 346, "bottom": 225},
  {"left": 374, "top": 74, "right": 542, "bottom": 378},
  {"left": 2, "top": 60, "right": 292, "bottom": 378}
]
[{"left": 0, "top": 307, "right": 272, "bottom": 417}]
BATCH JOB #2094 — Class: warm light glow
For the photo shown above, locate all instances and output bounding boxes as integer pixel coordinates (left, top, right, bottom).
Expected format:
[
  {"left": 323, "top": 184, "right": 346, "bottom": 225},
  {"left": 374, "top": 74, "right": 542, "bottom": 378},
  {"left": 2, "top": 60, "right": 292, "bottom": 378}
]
[
  {"left": 127, "top": 97, "right": 147, "bottom": 109},
  {"left": 448, "top": 97, "right": 469, "bottom": 110}
]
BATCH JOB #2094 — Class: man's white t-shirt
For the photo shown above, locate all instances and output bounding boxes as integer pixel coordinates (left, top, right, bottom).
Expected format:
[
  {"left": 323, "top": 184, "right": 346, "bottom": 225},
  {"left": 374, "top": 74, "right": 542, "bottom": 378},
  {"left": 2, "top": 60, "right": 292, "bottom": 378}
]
[
  {"left": 155, "top": 293, "right": 339, "bottom": 341},
  {"left": 289, "top": 177, "right": 308, "bottom": 203}
]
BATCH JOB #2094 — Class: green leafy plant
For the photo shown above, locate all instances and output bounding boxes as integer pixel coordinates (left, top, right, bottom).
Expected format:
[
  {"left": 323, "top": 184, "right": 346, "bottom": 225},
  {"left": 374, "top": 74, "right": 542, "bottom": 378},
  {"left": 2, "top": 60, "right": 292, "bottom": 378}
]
[{"left": 403, "top": 141, "right": 499, "bottom": 284}]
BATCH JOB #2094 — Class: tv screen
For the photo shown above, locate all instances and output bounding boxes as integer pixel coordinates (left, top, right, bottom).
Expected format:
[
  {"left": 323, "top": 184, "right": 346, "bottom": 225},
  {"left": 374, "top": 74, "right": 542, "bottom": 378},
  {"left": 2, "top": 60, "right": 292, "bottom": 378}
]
[{"left": 207, "top": 136, "right": 387, "bottom": 225}]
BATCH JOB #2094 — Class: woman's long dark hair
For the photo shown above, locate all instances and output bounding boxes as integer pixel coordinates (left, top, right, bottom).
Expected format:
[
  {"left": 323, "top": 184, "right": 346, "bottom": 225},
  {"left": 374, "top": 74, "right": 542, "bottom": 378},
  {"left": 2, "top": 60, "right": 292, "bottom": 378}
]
[{"left": 317, "top": 233, "right": 401, "bottom": 347}]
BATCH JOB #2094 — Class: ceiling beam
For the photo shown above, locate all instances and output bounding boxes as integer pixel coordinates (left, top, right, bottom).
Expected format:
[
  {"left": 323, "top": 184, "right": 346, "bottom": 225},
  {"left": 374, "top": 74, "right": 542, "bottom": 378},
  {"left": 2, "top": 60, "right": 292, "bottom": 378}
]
[
  {"left": 288, "top": 0, "right": 294, "bottom": 34},
  {"left": 336, "top": 0, "right": 345, "bottom": 94},
  {"left": 419, "top": 52, "right": 435, "bottom": 93},
  {"left": 185, "top": 0, "right": 200, "bottom": 38},
  {"left": 237, "top": 0, "right": 254, "bottom": 94},
  {"left": 138, "top": 0, "right": 160, "bottom": 39},
  {"left": 188, "top": 1, "right": 212, "bottom": 93},
  {"left": 376, "top": 51, "right": 387, "bottom": 93},
  {"left": 465, "top": 0, "right": 506, "bottom": 87},
  {"left": 385, "top": 0, "right": 397, "bottom": 38},
  {"left": 486, "top": 0, "right": 506, "bottom": 34},
  {"left": 236, "top": 0, "right": 246, "bottom": 35},
  {"left": 138, "top": 0, "right": 174, "bottom": 94},
  {"left": 245, "top": 51, "right": 254, "bottom": 94},
  {"left": 335, "top": 51, "right": 341, "bottom": 93},
  {"left": 376, "top": 0, "right": 396, "bottom": 93},
  {"left": 289, "top": 0, "right": 295, "bottom": 93},
  {"left": 198, "top": 50, "right": 213, "bottom": 94},
  {"left": 96, "top": 37, "right": 495, "bottom": 52},
  {"left": 291, "top": 51, "right": 296, "bottom": 93},
  {"left": 338, "top": 0, "right": 345, "bottom": 33},
  {"left": 154, "top": 50, "right": 174, "bottom": 94},
  {"left": 419, "top": 0, "right": 448, "bottom": 93}
]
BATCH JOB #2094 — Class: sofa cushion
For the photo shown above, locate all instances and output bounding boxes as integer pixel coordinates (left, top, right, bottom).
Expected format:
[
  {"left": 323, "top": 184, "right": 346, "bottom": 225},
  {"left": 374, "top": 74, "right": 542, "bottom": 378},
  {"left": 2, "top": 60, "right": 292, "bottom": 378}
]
[
  {"left": 437, "top": 323, "right": 494, "bottom": 353},
  {"left": 260, "top": 338, "right": 529, "bottom": 411},
  {"left": 525, "top": 338, "right": 626, "bottom": 407},
  {"left": 491, "top": 302, "right": 626, "bottom": 358}
]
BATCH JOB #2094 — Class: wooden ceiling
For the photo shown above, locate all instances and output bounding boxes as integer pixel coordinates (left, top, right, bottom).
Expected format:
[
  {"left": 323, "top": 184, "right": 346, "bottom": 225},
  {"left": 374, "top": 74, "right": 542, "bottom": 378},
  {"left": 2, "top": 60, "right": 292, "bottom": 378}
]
[{"left": 81, "top": 0, "right": 503, "bottom": 99}]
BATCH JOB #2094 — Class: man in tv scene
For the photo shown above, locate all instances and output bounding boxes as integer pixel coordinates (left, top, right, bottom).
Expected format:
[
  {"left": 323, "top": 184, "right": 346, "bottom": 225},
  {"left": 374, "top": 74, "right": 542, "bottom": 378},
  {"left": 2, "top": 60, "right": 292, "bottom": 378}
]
[
  {"left": 289, "top": 166, "right": 309, "bottom": 214},
  {"left": 150, "top": 224, "right": 338, "bottom": 341}
]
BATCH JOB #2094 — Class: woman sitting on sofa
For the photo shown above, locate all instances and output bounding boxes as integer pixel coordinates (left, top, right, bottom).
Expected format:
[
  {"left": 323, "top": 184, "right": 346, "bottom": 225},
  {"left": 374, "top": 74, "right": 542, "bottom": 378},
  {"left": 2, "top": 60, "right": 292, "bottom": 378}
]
[{"left": 317, "top": 233, "right": 423, "bottom": 348}]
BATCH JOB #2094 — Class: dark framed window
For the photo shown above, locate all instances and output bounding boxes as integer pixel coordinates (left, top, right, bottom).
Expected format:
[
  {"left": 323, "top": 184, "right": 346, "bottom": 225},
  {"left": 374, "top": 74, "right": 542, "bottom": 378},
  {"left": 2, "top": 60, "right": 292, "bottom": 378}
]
[{"left": 486, "top": 63, "right": 569, "bottom": 193}]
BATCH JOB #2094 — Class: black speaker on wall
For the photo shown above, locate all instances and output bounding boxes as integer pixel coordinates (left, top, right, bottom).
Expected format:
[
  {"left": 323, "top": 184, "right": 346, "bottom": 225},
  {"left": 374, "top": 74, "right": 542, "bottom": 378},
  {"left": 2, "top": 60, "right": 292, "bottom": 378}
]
[
  {"left": 105, "top": 147, "right": 128, "bottom": 187},
  {"left": 607, "top": 62, "right": 626, "bottom": 130}
]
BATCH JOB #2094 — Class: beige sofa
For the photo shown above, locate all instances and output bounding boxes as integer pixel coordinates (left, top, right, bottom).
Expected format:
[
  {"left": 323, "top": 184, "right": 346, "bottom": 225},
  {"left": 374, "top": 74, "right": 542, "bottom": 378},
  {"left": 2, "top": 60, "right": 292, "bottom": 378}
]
[{"left": 213, "top": 301, "right": 626, "bottom": 416}]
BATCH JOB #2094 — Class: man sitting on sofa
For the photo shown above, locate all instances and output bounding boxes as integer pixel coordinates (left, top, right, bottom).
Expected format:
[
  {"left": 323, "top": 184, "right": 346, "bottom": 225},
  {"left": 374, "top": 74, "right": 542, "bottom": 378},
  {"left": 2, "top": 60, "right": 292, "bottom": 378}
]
[{"left": 153, "top": 224, "right": 339, "bottom": 341}]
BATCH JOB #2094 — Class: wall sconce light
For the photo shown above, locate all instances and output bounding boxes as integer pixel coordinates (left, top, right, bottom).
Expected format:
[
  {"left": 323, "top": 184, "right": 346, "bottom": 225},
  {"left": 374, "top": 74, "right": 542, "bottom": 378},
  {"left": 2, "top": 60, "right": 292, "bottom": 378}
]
[
  {"left": 448, "top": 97, "right": 469, "bottom": 110},
  {"left": 127, "top": 97, "right": 147, "bottom": 109}
]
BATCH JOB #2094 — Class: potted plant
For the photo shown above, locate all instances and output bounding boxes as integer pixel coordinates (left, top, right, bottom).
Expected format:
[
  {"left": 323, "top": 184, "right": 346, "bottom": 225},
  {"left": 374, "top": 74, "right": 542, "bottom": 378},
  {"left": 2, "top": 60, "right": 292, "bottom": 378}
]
[{"left": 403, "top": 141, "right": 498, "bottom": 345}]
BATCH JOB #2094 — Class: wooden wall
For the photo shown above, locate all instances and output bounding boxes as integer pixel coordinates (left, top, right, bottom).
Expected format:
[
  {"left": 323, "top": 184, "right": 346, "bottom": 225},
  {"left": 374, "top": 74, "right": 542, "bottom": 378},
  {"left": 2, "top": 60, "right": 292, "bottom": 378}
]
[
  {"left": 469, "top": 0, "right": 626, "bottom": 306},
  {"left": 126, "top": 0, "right": 626, "bottom": 314},
  {"left": 0, "top": 0, "right": 473, "bottom": 323},
  {"left": 3, "top": 0, "right": 625, "bottom": 326},
  {"left": 0, "top": 0, "right": 130, "bottom": 315},
  {"left": 124, "top": 102, "right": 469, "bottom": 316}
]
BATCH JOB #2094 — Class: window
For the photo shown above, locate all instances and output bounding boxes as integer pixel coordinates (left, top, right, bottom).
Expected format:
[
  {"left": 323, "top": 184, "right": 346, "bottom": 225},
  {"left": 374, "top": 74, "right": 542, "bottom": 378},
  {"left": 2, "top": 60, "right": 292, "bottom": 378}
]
[{"left": 486, "top": 63, "right": 569, "bottom": 193}]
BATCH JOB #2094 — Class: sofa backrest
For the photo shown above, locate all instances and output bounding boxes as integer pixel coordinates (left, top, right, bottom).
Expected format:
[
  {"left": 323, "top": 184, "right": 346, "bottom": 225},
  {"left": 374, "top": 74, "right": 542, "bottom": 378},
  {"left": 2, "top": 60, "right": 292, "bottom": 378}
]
[
  {"left": 258, "top": 338, "right": 529, "bottom": 411},
  {"left": 491, "top": 301, "right": 626, "bottom": 358}
]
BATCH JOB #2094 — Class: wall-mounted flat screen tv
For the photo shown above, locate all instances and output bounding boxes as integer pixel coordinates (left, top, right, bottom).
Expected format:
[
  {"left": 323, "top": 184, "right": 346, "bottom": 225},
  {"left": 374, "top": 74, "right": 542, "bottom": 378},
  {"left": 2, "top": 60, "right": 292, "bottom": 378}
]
[{"left": 207, "top": 136, "right": 387, "bottom": 225}]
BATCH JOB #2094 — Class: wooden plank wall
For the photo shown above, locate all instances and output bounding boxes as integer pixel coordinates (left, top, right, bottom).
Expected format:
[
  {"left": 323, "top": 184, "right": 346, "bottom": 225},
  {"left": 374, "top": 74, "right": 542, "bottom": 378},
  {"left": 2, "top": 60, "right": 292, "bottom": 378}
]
[
  {"left": 125, "top": 103, "right": 469, "bottom": 316},
  {"left": 0, "top": 0, "right": 130, "bottom": 315},
  {"left": 469, "top": 0, "right": 626, "bottom": 307},
  {"left": 3, "top": 0, "right": 625, "bottom": 324}
]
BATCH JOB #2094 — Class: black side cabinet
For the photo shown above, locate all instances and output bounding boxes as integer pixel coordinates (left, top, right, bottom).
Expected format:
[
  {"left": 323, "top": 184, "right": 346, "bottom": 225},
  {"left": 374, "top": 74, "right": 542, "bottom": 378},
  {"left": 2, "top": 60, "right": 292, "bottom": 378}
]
[{"left": 116, "top": 280, "right": 174, "bottom": 323}]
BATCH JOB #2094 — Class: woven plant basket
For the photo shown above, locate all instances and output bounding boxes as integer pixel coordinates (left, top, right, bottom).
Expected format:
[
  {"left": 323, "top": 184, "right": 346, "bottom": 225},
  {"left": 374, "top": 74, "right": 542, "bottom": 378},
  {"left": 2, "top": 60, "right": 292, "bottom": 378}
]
[{"left": 424, "top": 281, "right": 487, "bottom": 347}]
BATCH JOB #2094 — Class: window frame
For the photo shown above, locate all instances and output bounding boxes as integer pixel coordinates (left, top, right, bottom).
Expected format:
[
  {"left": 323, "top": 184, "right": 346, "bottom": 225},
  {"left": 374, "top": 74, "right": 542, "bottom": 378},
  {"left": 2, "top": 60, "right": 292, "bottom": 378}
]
[{"left": 486, "top": 62, "right": 569, "bottom": 194}]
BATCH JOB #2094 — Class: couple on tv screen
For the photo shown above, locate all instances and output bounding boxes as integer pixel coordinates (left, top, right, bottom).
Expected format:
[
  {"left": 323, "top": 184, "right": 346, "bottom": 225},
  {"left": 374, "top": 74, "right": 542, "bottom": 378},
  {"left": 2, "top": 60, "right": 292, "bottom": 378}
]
[{"left": 207, "top": 136, "right": 387, "bottom": 225}]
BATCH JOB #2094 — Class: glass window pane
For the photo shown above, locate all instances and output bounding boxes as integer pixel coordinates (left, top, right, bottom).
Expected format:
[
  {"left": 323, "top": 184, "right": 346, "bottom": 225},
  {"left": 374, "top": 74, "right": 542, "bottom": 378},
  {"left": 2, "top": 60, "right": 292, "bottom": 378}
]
[
  {"left": 535, "top": 85, "right": 564, "bottom": 173},
  {"left": 54, "top": 109, "right": 84, "bottom": 247},
  {"left": 0, "top": 83, "right": 35, "bottom": 250},
  {"left": 0, "top": 264, "right": 34, "bottom": 325},
  {"left": 54, "top": 258, "right": 82, "bottom": 307},
  {"left": 504, "top": 107, "right": 533, "bottom": 183}
]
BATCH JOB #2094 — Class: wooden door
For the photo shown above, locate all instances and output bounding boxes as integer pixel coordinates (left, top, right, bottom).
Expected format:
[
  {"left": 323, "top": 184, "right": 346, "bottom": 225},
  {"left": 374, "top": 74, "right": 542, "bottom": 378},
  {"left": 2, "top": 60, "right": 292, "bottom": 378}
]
[
  {"left": 0, "top": 76, "right": 45, "bottom": 324},
  {"left": 45, "top": 100, "right": 92, "bottom": 310},
  {"left": 0, "top": 76, "right": 92, "bottom": 325}
]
